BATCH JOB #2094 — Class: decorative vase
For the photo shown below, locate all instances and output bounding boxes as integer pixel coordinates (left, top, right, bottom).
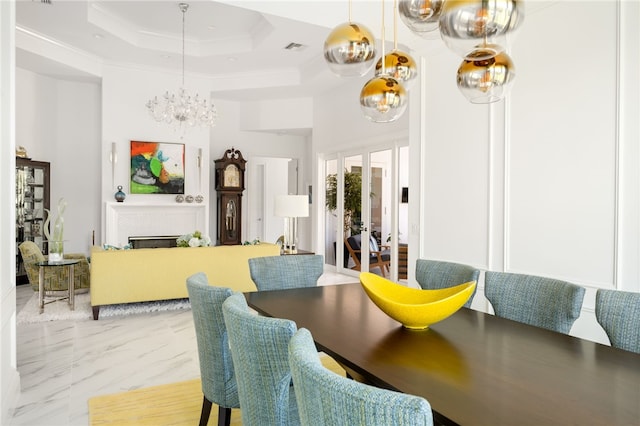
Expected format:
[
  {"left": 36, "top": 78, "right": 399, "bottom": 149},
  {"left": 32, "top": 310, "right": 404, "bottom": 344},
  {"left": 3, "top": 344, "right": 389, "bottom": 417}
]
[
  {"left": 115, "top": 185, "right": 126, "bottom": 202},
  {"left": 43, "top": 198, "right": 66, "bottom": 262},
  {"left": 49, "top": 240, "right": 64, "bottom": 263}
]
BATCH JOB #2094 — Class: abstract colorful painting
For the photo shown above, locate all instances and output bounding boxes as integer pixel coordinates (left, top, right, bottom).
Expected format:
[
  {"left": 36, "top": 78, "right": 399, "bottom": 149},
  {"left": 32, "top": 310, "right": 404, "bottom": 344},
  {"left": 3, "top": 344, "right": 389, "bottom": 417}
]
[{"left": 130, "top": 141, "right": 185, "bottom": 194}]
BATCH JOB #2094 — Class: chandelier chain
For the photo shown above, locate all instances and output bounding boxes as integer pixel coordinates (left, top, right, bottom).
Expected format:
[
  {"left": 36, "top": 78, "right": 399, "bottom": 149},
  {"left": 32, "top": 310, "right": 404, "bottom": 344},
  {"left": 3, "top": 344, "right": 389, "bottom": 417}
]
[
  {"left": 181, "top": 3, "right": 186, "bottom": 88},
  {"left": 145, "top": 2, "right": 217, "bottom": 130}
]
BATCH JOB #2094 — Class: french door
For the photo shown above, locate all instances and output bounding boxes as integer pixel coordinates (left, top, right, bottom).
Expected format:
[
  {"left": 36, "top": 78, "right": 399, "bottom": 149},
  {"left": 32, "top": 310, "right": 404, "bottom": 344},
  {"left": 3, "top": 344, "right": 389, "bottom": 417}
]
[{"left": 323, "top": 143, "right": 409, "bottom": 281}]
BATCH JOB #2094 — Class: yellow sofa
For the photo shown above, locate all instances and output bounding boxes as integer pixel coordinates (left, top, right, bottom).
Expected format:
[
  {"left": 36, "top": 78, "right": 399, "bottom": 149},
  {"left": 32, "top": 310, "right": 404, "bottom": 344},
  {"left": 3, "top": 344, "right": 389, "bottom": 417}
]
[{"left": 90, "top": 243, "right": 280, "bottom": 319}]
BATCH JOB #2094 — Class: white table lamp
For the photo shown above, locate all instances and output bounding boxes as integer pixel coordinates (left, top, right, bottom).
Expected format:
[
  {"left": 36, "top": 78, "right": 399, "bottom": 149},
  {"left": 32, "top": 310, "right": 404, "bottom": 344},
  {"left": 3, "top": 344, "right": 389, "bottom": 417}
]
[{"left": 274, "top": 195, "right": 309, "bottom": 254}]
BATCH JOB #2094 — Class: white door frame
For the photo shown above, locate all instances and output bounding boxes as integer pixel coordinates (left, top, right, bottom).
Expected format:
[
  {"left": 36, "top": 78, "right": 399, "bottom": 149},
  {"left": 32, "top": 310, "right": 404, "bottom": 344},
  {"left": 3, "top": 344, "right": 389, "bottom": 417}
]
[{"left": 319, "top": 140, "right": 408, "bottom": 280}]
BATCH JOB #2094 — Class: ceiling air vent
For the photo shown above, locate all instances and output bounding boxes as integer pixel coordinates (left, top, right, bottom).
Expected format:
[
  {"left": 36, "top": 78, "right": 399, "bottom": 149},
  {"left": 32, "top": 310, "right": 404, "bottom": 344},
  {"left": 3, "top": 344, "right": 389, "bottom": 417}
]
[{"left": 284, "top": 42, "right": 306, "bottom": 52}]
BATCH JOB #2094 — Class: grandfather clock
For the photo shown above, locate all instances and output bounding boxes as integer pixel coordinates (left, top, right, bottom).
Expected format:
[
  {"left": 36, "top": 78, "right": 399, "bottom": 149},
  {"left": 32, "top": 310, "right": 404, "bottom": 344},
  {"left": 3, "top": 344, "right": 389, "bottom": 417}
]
[{"left": 215, "top": 148, "right": 246, "bottom": 245}]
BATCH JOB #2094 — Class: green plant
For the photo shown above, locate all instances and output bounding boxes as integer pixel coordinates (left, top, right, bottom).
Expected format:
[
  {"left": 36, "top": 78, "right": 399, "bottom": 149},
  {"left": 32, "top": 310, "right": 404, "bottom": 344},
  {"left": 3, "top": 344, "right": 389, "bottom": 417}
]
[{"left": 325, "top": 170, "right": 364, "bottom": 236}]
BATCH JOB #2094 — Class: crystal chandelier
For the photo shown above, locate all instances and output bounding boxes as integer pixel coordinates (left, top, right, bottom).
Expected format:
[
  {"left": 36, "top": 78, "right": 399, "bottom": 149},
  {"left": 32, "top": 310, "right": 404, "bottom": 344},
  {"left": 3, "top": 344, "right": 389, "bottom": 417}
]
[{"left": 146, "top": 3, "right": 217, "bottom": 129}]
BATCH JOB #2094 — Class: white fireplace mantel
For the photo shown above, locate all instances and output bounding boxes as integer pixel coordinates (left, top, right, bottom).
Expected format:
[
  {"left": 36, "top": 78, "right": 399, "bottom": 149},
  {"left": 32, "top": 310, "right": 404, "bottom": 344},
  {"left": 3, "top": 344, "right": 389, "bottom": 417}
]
[{"left": 105, "top": 202, "right": 208, "bottom": 246}]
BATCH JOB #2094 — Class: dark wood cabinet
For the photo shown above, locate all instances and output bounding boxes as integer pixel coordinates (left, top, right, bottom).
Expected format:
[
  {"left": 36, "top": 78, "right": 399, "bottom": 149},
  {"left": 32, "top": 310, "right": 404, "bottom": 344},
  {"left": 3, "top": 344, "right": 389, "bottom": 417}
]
[
  {"left": 214, "top": 148, "right": 246, "bottom": 245},
  {"left": 16, "top": 158, "right": 50, "bottom": 284}
]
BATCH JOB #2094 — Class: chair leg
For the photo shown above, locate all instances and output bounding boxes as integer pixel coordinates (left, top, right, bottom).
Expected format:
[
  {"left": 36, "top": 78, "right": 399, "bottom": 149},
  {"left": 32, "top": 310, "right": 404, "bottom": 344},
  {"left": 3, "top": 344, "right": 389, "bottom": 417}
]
[
  {"left": 378, "top": 265, "right": 386, "bottom": 277},
  {"left": 199, "top": 396, "right": 213, "bottom": 426},
  {"left": 217, "top": 406, "right": 232, "bottom": 426}
]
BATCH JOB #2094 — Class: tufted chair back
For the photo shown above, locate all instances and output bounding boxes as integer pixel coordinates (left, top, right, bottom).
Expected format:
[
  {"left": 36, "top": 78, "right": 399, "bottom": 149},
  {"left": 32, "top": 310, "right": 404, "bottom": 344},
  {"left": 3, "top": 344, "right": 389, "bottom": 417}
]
[
  {"left": 485, "top": 271, "right": 585, "bottom": 334},
  {"left": 186, "top": 273, "right": 240, "bottom": 426},
  {"left": 288, "top": 328, "right": 434, "bottom": 426},
  {"left": 222, "top": 292, "right": 300, "bottom": 426},
  {"left": 415, "top": 259, "right": 480, "bottom": 308},
  {"left": 595, "top": 289, "right": 640, "bottom": 354},
  {"left": 249, "top": 255, "right": 323, "bottom": 291}
]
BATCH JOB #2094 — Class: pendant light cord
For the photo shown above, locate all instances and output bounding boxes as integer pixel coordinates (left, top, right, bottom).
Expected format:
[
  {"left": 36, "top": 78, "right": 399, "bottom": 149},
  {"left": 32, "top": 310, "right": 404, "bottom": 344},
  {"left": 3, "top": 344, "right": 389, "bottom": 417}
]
[
  {"left": 393, "top": 0, "right": 398, "bottom": 51},
  {"left": 381, "top": 0, "right": 386, "bottom": 74}
]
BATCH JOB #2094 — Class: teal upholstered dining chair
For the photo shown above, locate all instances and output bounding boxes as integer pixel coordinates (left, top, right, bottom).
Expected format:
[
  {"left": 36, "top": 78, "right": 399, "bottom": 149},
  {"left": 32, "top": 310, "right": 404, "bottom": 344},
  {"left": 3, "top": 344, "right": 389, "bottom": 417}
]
[
  {"left": 484, "top": 271, "right": 585, "bottom": 334},
  {"left": 595, "top": 289, "right": 640, "bottom": 354},
  {"left": 248, "top": 254, "right": 324, "bottom": 291},
  {"left": 222, "top": 292, "right": 300, "bottom": 426},
  {"left": 415, "top": 259, "right": 480, "bottom": 308},
  {"left": 288, "top": 328, "right": 434, "bottom": 426},
  {"left": 186, "top": 273, "right": 239, "bottom": 426}
]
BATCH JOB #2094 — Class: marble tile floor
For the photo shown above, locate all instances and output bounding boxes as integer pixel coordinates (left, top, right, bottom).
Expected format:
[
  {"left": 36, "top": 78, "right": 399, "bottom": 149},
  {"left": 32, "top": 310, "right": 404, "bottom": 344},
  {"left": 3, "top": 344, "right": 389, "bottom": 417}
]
[{"left": 9, "top": 271, "right": 355, "bottom": 426}]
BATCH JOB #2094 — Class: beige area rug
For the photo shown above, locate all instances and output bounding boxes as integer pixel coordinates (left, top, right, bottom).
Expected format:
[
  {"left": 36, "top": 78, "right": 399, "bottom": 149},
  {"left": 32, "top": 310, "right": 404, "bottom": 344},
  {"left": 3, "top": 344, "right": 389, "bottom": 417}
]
[
  {"left": 17, "top": 292, "right": 94, "bottom": 324},
  {"left": 17, "top": 292, "right": 191, "bottom": 325},
  {"left": 89, "top": 354, "right": 346, "bottom": 425}
]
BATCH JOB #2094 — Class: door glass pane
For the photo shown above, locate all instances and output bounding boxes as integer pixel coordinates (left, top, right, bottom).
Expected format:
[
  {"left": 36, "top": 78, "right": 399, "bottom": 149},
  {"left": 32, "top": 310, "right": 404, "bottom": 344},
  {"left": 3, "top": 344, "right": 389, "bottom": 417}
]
[
  {"left": 324, "top": 159, "right": 338, "bottom": 266},
  {"left": 370, "top": 150, "right": 391, "bottom": 278},
  {"left": 343, "top": 155, "right": 364, "bottom": 272},
  {"left": 398, "top": 146, "right": 410, "bottom": 282}
]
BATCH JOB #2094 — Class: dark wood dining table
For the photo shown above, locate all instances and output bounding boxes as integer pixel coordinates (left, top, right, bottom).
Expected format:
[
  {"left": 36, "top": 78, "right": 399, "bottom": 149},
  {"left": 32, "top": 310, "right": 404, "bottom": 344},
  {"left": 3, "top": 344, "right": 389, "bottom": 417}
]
[{"left": 246, "top": 283, "right": 640, "bottom": 425}]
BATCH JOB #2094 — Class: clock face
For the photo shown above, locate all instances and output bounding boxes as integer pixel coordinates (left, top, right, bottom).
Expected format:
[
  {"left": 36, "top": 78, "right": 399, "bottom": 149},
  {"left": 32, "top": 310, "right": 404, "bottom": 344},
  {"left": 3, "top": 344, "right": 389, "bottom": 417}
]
[{"left": 224, "top": 164, "right": 240, "bottom": 187}]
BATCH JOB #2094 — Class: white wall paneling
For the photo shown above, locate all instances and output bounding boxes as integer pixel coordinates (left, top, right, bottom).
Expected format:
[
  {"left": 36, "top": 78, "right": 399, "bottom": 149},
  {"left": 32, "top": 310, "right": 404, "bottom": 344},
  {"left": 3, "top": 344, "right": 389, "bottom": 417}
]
[
  {"left": 617, "top": 0, "right": 640, "bottom": 292},
  {"left": 509, "top": 2, "right": 618, "bottom": 289}
]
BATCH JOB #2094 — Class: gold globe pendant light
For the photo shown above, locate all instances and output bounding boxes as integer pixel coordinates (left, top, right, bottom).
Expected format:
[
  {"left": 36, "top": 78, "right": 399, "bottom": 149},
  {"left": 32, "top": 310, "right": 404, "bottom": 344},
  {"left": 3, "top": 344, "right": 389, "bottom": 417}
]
[
  {"left": 439, "top": 0, "right": 524, "bottom": 60},
  {"left": 360, "top": 75, "right": 407, "bottom": 122},
  {"left": 361, "top": 0, "right": 407, "bottom": 122},
  {"left": 398, "top": 0, "right": 444, "bottom": 38},
  {"left": 375, "top": 51, "right": 417, "bottom": 84},
  {"left": 375, "top": 0, "right": 418, "bottom": 87},
  {"left": 456, "top": 48, "right": 515, "bottom": 104},
  {"left": 324, "top": 0, "right": 377, "bottom": 77}
]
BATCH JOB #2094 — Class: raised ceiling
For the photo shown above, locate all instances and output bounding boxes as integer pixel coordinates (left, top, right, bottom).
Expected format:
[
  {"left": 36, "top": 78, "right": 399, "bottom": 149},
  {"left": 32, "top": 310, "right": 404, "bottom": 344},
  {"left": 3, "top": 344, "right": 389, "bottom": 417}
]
[{"left": 15, "top": 0, "right": 344, "bottom": 101}]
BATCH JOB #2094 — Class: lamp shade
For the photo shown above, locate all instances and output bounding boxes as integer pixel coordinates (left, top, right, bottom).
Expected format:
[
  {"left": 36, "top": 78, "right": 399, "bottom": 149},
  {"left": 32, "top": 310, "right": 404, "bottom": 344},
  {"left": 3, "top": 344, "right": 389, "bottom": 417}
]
[
  {"left": 274, "top": 195, "right": 309, "bottom": 218},
  {"left": 398, "top": 0, "right": 444, "bottom": 38},
  {"left": 323, "top": 22, "right": 377, "bottom": 77},
  {"left": 375, "top": 50, "right": 418, "bottom": 86},
  {"left": 360, "top": 75, "right": 408, "bottom": 123},
  {"left": 456, "top": 49, "right": 515, "bottom": 104},
  {"left": 439, "top": 0, "right": 524, "bottom": 59}
]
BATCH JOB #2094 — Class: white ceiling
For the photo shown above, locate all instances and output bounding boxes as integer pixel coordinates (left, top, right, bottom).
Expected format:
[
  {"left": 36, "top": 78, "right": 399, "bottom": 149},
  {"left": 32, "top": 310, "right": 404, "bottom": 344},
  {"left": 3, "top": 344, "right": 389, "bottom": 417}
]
[
  {"left": 15, "top": 0, "right": 347, "bottom": 101},
  {"left": 15, "top": 0, "right": 552, "bottom": 104}
]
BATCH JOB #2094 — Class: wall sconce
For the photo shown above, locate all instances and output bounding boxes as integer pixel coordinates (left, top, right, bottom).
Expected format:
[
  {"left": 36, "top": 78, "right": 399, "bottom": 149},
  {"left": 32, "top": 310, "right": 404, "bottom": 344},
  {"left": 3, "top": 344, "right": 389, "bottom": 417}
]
[
  {"left": 197, "top": 148, "right": 203, "bottom": 191},
  {"left": 110, "top": 142, "right": 117, "bottom": 189},
  {"left": 274, "top": 195, "right": 309, "bottom": 254}
]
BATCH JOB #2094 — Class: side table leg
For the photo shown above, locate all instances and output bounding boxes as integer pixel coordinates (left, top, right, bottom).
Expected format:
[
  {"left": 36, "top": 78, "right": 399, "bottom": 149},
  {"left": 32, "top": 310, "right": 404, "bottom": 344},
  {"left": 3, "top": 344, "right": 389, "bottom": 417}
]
[
  {"left": 38, "top": 266, "right": 44, "bottom": 314},
  {"left": 69, "top": 264, "right": 75, "bottom": 311}
]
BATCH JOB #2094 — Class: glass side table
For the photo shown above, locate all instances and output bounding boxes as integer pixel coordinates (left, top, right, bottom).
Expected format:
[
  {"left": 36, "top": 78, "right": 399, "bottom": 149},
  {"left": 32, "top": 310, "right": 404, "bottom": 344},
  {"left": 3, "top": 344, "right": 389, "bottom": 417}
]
[{"left": 37, "top": 259, "right": 80, "bottom": 314}]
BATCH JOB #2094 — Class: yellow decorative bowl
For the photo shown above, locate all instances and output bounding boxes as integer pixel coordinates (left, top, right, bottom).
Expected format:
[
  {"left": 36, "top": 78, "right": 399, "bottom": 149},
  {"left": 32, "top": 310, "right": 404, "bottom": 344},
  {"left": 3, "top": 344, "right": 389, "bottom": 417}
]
[{"left": 359, "top": 272, "right": 477, "bottom": 330}]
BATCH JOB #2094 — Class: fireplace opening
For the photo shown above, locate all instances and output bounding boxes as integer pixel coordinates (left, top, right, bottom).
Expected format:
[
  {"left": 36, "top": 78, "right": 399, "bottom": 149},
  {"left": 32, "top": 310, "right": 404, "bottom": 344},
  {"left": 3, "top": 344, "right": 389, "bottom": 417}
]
[{"left": 128, "top": 236, "right": 179, "bottom": 249}]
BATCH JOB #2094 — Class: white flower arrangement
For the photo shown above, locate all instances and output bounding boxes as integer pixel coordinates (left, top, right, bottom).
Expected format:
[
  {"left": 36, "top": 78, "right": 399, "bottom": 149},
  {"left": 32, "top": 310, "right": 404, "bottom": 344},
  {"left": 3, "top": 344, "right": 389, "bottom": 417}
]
[{"left": 176, "top": 230, "right": 211, "bottom": 248}]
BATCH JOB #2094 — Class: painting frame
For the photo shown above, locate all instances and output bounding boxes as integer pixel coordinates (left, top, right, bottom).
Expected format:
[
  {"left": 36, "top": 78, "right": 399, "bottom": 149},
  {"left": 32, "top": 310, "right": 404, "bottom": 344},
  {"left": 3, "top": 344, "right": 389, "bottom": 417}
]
[{"left": 130, "top": 140, "right": 185, "bottom": 194}]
